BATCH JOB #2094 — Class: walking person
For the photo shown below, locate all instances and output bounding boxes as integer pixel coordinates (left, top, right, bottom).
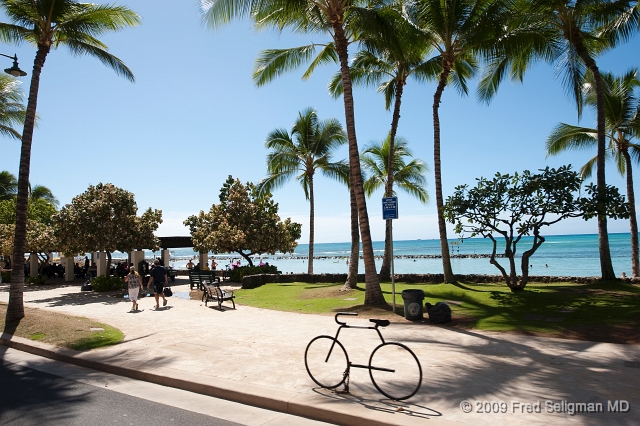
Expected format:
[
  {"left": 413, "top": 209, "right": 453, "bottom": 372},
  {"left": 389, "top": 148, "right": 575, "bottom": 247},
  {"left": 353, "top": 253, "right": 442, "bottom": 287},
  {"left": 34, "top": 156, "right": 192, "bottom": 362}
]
[
  {"left": 147, "top": 259, "right": 168, "bottom": 309},
  {"left": 124, "top": 267, "right": 143, "bottom": 311}
]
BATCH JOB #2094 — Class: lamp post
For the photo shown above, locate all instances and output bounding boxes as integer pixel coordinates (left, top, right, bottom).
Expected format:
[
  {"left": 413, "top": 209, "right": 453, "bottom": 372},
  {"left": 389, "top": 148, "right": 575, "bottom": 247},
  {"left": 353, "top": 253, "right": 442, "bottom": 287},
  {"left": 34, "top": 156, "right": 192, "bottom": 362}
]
[{"left": 0, "top": 53, "right": 27, "bottom": 77}]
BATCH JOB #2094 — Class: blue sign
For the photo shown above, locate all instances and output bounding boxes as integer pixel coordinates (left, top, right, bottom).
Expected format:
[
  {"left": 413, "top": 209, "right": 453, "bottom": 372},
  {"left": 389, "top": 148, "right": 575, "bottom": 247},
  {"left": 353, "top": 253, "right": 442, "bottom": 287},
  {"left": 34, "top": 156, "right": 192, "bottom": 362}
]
[{"left": 382, "top": 197, "right": 398, "bottom": 220}]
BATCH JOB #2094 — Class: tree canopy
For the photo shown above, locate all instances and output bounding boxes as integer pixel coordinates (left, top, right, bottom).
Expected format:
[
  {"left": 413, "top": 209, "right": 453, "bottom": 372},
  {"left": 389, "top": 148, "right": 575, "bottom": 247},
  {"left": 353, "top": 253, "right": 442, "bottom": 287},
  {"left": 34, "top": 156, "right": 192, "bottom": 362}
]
[
  {"left": 185, "top": 176, "right": 301, "bottom": 267},
  {"left": 443, "top": 166, "right": 629, "bottom": 291},
  {"left": 53, "top": 183, "right": 162, "bottom": 272}
]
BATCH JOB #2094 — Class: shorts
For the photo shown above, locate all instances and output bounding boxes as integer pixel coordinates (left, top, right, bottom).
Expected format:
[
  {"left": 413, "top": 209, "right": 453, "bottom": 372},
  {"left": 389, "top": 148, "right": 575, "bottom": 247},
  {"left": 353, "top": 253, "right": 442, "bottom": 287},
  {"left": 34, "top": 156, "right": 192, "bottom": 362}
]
[{"left": 153, "top": 282, "right": 164, "bottom": 295}]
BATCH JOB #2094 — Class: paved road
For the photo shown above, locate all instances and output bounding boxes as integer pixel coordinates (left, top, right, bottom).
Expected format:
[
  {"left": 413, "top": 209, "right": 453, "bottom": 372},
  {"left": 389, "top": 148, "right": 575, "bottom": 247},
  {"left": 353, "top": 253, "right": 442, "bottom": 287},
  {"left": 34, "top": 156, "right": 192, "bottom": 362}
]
[{"left": 0, "top": 347, "right": 330, "bottom": 426}]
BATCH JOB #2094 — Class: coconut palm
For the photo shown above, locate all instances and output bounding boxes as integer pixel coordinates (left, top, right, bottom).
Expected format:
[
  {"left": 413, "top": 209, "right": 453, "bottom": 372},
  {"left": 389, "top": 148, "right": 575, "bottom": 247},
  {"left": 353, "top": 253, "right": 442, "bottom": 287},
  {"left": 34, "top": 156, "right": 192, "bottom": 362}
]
[
  {"left": 29, "top": 183, "right": 58, "bottom": 207},
  {"left": 547, "top": 69, "right": 640, "bottom": 277},
  {"left": 479, "top": 0, "right": 639, "bottom": 280},
  {"left": 361, "top": 135, "right": 429, "bottom": 279},
  {"left": 401, "top": 0, "right": 510, "bottom": 283},
  {"left": 0, "top": 171, "right": 18, "bottom": 200},
  {"left": 0, "top": 0, "right": 140, "bottom": 323},
  {"left": 202, "top": 0, "right": 388, "bottom": 305},
  {"left": 257, "top": 108, "right": 347, "bottom": 274}
]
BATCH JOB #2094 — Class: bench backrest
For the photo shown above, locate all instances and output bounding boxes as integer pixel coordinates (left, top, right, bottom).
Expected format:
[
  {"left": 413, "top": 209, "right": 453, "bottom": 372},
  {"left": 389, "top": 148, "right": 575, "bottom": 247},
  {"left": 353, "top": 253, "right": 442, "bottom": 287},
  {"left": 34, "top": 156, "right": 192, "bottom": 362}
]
[{"left": 189, "top": 270, "right": 216, "bottom": 284}]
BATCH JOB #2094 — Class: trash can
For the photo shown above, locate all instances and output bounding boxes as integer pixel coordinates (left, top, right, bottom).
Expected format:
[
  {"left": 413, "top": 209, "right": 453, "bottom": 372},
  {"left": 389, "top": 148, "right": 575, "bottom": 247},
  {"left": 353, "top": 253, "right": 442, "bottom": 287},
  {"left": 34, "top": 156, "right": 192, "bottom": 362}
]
[{"left": 402, "top": 289, "right": 425, "bottom": 320}]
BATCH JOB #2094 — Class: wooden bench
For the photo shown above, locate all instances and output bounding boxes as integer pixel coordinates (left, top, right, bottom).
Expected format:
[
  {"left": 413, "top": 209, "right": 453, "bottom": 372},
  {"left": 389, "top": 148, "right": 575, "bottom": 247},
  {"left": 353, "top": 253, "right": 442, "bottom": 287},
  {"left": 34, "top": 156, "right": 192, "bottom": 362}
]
[
  {"left": 189, "top": 270, "right": 218, "bottom": 290},
  {"left": 202, "top": 281, "right": 236, "bottom": 310}
]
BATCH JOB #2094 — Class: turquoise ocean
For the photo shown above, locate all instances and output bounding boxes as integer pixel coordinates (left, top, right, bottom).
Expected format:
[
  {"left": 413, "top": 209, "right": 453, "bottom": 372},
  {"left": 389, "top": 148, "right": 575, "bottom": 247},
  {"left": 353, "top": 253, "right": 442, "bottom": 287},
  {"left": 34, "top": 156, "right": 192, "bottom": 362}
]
[{"left": 142, "top": 233, "right": 635, "bottom": 278}]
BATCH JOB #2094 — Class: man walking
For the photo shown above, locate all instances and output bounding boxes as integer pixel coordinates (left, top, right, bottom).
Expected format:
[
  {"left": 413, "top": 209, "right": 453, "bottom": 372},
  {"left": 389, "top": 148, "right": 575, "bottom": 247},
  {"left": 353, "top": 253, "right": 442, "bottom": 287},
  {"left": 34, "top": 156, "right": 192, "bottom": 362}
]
[{"left": 147, "top": 259, "right": 168, "bottom": 309}]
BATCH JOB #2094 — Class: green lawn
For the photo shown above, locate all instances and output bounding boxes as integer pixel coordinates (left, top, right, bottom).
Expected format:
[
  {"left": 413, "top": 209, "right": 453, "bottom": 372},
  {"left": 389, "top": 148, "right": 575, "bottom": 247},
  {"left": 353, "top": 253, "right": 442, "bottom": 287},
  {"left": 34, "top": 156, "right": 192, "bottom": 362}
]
[{"left": 234, "top": 280, "right": 640, "bottom": 342}]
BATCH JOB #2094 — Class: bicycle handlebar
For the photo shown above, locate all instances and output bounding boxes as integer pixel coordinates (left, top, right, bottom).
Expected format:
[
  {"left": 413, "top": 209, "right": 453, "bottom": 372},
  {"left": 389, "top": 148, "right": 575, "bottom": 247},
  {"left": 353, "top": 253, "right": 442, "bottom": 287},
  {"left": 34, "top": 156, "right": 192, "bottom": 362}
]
[{"left": 335, "top": 312, "right": 358, "bottom": 325}]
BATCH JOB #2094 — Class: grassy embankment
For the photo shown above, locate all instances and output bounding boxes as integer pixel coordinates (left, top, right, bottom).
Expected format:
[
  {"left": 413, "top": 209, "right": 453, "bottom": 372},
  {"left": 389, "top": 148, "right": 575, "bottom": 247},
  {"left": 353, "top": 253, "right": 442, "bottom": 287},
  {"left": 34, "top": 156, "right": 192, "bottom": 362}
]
[{"left": 0, "top": 302, "right": 123, "bottom": 351}]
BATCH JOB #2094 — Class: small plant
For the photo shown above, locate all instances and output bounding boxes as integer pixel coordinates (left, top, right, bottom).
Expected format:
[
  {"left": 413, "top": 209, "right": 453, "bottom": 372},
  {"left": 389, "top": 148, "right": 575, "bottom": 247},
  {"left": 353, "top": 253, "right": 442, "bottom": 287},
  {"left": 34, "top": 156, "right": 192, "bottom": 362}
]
[
  {"left": 27, "top": 274, "right": 47, "bottom": 285},
  {"left": 91, "top": 275, "right": 124, "bottom": 292},
  {"left": 230, "top": 264, "right": 279, "bottom": 282}
]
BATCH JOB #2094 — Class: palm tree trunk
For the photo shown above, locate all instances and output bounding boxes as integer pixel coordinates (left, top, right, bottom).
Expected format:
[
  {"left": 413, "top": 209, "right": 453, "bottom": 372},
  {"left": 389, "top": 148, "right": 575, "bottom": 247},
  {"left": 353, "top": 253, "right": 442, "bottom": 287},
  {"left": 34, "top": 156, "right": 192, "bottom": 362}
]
[
  {"left": 343, "top": 181, "right": 360, "bottom": 290},
  {"left": 380, "top": 81, "right": 405, "bottom": 281},
  {"left": 573, "top": 37, "right": 615, "bottom": 280},
  {"left": 331, "top": 18, "right": 385, "bottom": 306},
  {"left": 622, "top": 149, "right": 639, "bottom": 277},
  {"left": 433, "top": 66, "right": 455, "bottom": 283},
  {"left": 7, "top": 45, "right": 49, "bottom": 324},
  {"left": 308, "top": 174, "right": 314, "bottom": 274}
]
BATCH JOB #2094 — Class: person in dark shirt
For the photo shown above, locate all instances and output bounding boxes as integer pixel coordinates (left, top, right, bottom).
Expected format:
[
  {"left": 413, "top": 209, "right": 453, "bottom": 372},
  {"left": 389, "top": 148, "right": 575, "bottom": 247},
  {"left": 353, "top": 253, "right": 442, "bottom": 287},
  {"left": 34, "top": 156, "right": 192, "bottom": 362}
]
[{"left": 147, "top": 259, "right": 168, "bottom": 309}]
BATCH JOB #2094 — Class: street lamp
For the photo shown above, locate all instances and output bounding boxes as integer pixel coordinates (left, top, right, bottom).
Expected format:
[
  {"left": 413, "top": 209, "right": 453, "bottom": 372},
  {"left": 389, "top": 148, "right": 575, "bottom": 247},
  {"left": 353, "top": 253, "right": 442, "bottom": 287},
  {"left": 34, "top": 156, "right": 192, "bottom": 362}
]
[{"left": 0, "top": 53, "right": 27, "bottom": 77}]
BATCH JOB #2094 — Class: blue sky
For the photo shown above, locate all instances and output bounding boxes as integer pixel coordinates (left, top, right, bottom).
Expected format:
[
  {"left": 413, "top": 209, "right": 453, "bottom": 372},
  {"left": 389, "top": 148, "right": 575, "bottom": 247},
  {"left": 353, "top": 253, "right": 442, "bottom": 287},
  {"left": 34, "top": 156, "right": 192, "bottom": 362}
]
[{"left": 1, "top": 0, "right": 639, "bottom": 244}]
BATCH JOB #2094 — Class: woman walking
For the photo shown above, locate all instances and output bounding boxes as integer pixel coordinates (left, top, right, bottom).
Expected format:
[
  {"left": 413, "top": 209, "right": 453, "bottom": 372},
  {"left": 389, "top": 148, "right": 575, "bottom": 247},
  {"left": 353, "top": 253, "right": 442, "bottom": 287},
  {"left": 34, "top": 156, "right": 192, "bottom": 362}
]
[{"left": 124, "top": 267, "right": 143, "bottom": 311}]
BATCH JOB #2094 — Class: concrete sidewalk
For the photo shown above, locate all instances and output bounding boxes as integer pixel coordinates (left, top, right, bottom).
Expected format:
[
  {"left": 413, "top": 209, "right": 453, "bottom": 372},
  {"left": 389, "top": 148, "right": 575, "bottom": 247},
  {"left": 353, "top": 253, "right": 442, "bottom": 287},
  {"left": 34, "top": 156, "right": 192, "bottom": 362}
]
[{"left": 1, "top": 279, "right": 639, "bottom": 425}]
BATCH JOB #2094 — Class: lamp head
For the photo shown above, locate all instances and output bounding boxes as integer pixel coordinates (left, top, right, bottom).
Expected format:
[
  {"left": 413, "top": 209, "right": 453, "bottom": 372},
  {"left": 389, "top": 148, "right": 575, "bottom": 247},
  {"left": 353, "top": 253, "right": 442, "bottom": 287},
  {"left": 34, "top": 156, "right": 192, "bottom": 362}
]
[{"left": 4, "top": 58, "right": 26, "bottom": 77}]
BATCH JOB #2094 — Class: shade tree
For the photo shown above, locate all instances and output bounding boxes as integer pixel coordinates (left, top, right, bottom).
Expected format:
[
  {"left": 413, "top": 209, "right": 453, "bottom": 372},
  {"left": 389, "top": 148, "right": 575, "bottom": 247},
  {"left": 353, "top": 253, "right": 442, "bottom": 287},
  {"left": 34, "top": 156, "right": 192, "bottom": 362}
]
[
  {"left": 184, "top": 176, "right": 302, "bottom": 267},
  {"left": 443, "top": 166, "right": 629, "bottom": 291}
]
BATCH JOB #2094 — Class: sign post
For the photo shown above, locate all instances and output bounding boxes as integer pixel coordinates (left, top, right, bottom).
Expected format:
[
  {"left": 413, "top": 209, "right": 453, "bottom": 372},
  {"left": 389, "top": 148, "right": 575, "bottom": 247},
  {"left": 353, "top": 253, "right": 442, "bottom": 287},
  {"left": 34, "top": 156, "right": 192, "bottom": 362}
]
[{"left": 382, "top": 197, "right": 398, "bottom": 311}]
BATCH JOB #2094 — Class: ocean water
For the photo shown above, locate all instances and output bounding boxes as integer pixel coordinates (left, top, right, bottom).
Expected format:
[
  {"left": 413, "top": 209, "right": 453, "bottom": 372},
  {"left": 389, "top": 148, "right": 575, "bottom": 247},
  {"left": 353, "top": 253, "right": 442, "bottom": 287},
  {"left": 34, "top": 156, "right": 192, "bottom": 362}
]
[{"left": 135, "top": 233, "right": 635, "bottom": 278}]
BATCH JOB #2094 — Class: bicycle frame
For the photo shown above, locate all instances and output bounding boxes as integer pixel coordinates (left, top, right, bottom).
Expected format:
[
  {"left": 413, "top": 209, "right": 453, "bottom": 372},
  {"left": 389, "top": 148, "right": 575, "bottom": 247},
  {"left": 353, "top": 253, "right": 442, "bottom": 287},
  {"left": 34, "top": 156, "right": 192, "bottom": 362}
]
[{"left": 325, "top": 312, "right": 394, "bottom": 373}]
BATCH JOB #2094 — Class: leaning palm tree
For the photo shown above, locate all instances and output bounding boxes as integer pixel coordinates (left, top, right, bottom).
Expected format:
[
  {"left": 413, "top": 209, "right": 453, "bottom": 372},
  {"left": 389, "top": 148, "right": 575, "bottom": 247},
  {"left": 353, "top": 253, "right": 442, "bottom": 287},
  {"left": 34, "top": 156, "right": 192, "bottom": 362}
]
[
  {"left": 0, "top": 171, "right": 18, "bottom": 200},
  {"left": 401, "top": 0, "right": 509, "bottom": 283},
  {"left": 0, "top": 0, "right": 140, "bottom": 323},
  {"left": 361, "top": 135, "right": 429, "bottom": 279},
  {"left": 479, "top": 0, "right": 639, "bottom": 280},
  {"left": 547, "top": 69, "right": 640, "bottom": 277},
  {"left": 202, "top": 0, "right": 388, "bottom": 305},
  {"left": 257, "top": 108, "right": 347, "bottom": 274}
]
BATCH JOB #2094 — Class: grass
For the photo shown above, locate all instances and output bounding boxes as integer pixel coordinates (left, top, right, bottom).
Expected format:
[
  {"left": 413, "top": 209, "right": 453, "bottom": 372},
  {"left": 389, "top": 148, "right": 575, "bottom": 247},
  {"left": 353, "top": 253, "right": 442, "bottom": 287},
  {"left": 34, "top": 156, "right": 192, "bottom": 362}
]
[
  {"left": 0, "top": 302, "right": 124, "bottom": 351},
  {"left": 221, "top": 280, "right": 640, "bottom": 343}
]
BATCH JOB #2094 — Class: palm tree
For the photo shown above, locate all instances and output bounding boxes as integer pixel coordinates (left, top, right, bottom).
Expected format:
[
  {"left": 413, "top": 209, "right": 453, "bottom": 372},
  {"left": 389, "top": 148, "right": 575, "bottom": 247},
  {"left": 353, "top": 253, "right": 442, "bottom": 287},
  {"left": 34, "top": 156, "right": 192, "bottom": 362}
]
[
  {"left": 29, "top": 183, "right": 58, "bottom": 207},
  {"left": 479, "top": 0, "right": 639, "bottom": 280},
  {"left": 257, "top": 108, "right": 347, "bottom": 274},
  {"left": 361, "top": 135, "right": 429, "bottom": 279},
  {"left": 401, "top": 0, "right": 509, "bottom": 283},
  {"left": 202, "top": 0, "right": 388, "bottom": 305},
  {"left": 0, "top": 171, "right": 18, "bottom": 200},
  {"left": 547, "top": 69, "right": 640, "bottom": 277},
  {"left": 0, "top": 73, "right": 25, "bottom": 140},
  {"left": 0, "top": 0, "right": 140, "bottom": 323}
]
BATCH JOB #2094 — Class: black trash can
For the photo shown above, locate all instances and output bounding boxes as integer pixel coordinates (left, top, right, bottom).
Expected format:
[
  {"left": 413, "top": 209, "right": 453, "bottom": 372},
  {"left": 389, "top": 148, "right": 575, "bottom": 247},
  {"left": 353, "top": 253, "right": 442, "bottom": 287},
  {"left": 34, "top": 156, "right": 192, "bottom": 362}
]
[{"left": 402, "top": 289, "right": 425, "bottom": 320}]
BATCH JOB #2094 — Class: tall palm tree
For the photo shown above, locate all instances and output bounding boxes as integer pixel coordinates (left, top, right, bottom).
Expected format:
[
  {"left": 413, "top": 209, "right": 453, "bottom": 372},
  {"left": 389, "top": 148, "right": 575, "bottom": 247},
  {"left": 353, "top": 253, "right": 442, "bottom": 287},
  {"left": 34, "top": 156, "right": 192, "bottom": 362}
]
[
  {"left": 479, "top": 0, "right": 639, "bottom": 280},
  {"left": 361, "top": 135, "right": 429, "bottom": 279},
  {"left": 329, "top": 13, "right": 435, "bottom": 279},
  {"left": 0, "top": 0, "right": 140, "bottom": 323},
  {"left": 0, "top": 171, "right": 18, "bottom": 200},
  {"left": 401, "top": 0, "right": 509, "bottom": 283},
  {"left": 547, "top": 69, "right": 640, "bottom": 277},
  {"left": 257, "top": 108, "right": 347, "bottom": 274},
  {"left": 202, "top": 0, "right": 388, "bottom": 305}
]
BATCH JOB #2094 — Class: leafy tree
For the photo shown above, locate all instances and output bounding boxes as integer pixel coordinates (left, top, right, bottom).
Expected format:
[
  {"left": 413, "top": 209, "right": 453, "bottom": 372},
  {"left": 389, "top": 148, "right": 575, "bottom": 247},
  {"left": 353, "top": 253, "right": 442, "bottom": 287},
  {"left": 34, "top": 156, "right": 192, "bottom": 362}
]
[
  {"left": 0, "top": 0, "right": 140, "bottom": 322},
  {"left": 361, "top": 135, "right": 429, "bottom": 279},
  {"left": 0, "top": 197, "right": 57, "bottom": 225},
  {"left": 479, "top": 0, "right": 639, "bottom": 280},
  {"left": 0, "top": 220, "right": 56, "bottom": 260},
  {"left": 443, "top": 166, "right": 629, "bottom": 291},
  {"left": 401, "top": 0, "right": 510, "bottom": 283},
  {"left": 547, "top": 69, "right": 640, "bottom": 277},
  {"left": 257, "top": 108, "right": 347, "bottom": 274},
  {"left": 185, "top": 176, "right": 302, "bottom": 267},
  {"left": 201, "top": 0, "right": 388, "bottom": 305},
  {"left": 53, "top": 183, "right": 162, "bottom": 276}
]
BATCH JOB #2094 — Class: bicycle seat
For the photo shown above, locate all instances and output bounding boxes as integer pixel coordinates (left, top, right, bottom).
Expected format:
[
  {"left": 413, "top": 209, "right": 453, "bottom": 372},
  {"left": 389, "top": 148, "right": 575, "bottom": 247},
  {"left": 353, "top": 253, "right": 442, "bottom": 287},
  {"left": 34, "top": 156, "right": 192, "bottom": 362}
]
[{"left": 370, "top": 318, "right": 390, "bottom": 327}]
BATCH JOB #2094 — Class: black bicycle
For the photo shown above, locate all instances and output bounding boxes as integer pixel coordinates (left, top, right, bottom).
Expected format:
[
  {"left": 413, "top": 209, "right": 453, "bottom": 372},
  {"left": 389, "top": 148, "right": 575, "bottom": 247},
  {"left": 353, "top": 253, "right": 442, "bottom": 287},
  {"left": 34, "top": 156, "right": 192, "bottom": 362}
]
[{"left": 304, "top": 312, "right": 422, "bottom": 401}]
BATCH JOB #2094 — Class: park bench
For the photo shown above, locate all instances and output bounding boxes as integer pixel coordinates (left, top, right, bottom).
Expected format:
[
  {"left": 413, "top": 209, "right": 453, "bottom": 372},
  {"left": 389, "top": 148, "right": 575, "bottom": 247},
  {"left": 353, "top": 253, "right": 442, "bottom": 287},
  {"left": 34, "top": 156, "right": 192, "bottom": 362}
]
[
  {"left": 189, "top": 270, "right": 218, "bottom": 290},
  {"left": 202, "top": 281, "right": 236, "bottom": 310}
]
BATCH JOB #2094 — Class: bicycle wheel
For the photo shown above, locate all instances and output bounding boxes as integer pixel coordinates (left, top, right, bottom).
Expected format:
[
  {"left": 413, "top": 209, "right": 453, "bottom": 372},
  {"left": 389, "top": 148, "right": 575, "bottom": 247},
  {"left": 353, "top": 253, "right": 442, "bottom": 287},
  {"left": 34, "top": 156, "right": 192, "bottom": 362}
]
[
  {"left": 369, "top": 342, "right": 422, "bottom": 400},
  {"left": 304, "top": 335, "right": 349, "bottom": 389}
]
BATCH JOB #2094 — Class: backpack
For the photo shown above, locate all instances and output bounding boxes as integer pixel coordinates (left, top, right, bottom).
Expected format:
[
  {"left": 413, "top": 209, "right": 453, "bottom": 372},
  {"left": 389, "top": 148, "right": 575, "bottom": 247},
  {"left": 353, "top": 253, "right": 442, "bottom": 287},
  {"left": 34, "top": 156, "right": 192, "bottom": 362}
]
[{"left": 425, "top": 302, "right": 451, "bottom": 324}]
